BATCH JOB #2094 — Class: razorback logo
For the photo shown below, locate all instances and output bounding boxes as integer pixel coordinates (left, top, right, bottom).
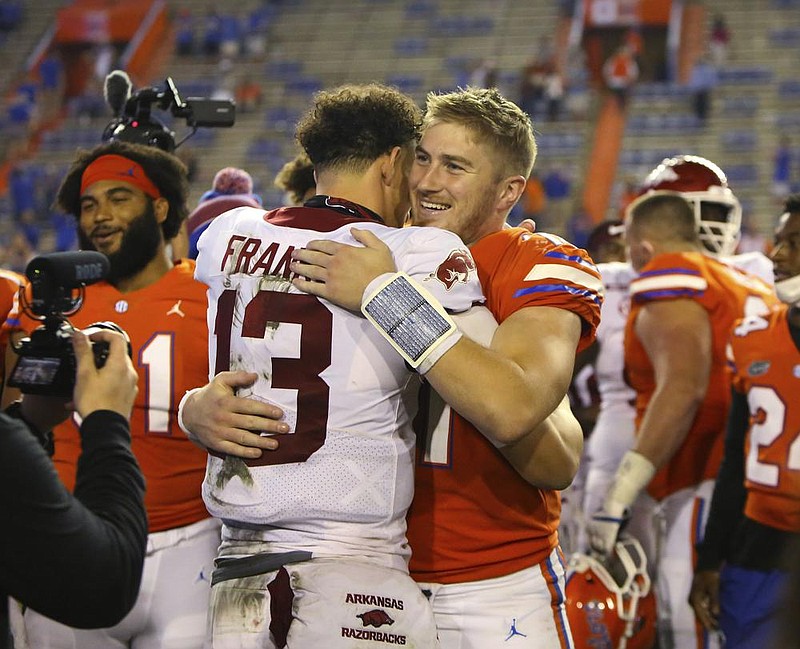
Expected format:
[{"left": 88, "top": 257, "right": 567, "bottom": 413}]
[
  {"left": 357, "top": 609, "right": 395, "bottom": 628},
  {"left": 429, "top": 249, "right": 476, "bottom": 290}
]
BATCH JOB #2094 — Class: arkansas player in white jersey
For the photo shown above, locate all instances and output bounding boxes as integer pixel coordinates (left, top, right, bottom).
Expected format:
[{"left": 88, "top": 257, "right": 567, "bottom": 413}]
[
  {"left": 196, "top": 201, "right": 482, "bottom": 565},
  {"left": 580, "top": 260, "right": 658, "bottom": 565},
  {"left": 195, "top": 199, "right": 483, "bottom": 648}
]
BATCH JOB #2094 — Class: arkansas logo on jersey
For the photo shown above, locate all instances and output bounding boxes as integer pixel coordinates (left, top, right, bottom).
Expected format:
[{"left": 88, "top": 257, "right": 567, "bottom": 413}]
[
  {"left": 357, "top": 609, "right": 395, "bottom": 628},
  {"left": 427, "top": 248, "right": 476, "bottom": 290}
]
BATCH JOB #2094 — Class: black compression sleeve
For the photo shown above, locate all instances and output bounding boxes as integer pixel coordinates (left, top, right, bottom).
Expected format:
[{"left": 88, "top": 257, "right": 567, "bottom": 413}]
[{"left": 694, "top": 388, "right": 749, "bottom": 572}]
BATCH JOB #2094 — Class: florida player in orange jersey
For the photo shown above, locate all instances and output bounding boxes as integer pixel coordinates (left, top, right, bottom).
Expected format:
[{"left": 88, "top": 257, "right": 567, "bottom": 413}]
[
  {"left": 182, "top": 87, "right": 600, "bottom": 648},
  {"left": 689, "top": 195, "right": 800, "bottom": 648},
  {"left": 6, "top": 141, "right": 218, "bottom": 648},
  {"left": 587, "top": 192, "right": 778, "bottom": 649}
]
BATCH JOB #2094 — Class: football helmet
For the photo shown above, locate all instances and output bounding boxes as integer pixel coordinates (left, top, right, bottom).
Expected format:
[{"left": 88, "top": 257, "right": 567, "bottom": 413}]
[
  {"left": 565, "top": 536, "right": 657, "bottom": 649},
  {"left": 635, "top": 154, "right": 742, "bottom": 256}
]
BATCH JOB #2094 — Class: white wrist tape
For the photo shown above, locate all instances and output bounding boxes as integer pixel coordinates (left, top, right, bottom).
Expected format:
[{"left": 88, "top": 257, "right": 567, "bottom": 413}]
[
  {"left": 361, "top": 272, "right": 461, "bottom": 373},
  {"left": 177, "top": 387, "right": 203, "bottom": 441},
  {"left": 605, "top": 451, "right": 656, "bottom": 513}
]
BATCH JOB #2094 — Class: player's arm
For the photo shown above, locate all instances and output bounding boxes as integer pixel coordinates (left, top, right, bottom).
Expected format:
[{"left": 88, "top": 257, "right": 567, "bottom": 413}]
[
  {"left": 292, "top": 229, "right": 583, "bottom": 446},
  {"left": 178, "top": 371, "right": 290, "bottom": 459},
  {"left": 451, "top": 304, "right": 583, "bottom": 488},
  {"left": 498, "top": 394, "right": 583, "bottom": 489},
  {"left": 424, "top": 303, "right": 582, "bottom": 447},
  {"left": 588, "top": 298, "right": 711, "bottom": 555},
  {"left": 633, "top": 298, "right": 711, "bottom": 465},
  {"left": 689, "top": 386, "right": 748, "bottom": 631}
]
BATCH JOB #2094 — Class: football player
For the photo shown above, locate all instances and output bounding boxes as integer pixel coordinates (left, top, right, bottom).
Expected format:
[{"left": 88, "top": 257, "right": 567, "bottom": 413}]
[
  {"left": 7, "top": 141, "right": 218, "bottom": 648},
  {"left": 690, "top": 194, "right": 800, "bottom": 648},
  {"left": 587, "top": 192, "right": 778, "bottom": 649}
]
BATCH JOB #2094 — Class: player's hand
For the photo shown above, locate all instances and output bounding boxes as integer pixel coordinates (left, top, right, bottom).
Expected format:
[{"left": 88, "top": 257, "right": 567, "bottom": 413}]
[
  {"left": 290, "top": 228, "right": 397, "bottom": 311},
  {"left": 586, "top": 506, "right": 626, "bottom": 557},
  {"left": 73, "top": 328, "right": 138, "bottom": 420},
  {"left": 689, "top": 569, "right": 720, "bottom": 631},
  {"left": 517, "top": 219, "right": 536, "bottom": 233},
  {"left": 180, "top": 371, "right": 289, "bottom": 460}
]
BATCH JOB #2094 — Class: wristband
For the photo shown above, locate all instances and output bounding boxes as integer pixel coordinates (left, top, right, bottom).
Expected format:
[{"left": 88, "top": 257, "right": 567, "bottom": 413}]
[
  {"left": 605, "top": 450, "right": 657, "bottom": 512},
  {"left": 361, "top": 272, "right": 460, "bottom": 373},
  {"left": 177, "top": 387, "right": 203, "bottom": 441}
]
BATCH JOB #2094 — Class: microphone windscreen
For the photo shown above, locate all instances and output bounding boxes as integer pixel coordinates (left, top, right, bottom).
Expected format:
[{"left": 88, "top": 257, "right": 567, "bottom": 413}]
[
  {"left": 26, "top": 251, "right": 110, "bottom": 289},
  {"left": 104, "top": 69, "right": 132, "bottom": 117}
]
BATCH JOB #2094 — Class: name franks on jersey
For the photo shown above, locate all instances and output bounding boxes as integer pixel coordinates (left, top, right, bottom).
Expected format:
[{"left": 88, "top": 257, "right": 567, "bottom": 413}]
[
  {"left": 220, "top": 235, "right": 295, "bottom": 279},
  {"left": 344, "top": 592, "right": 404, "bottom": 610}
]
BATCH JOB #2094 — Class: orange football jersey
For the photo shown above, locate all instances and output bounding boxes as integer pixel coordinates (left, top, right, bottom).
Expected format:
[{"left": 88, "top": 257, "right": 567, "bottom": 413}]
[
  {"left": 0, "top": 269, "right": 25, "bottom": 374},
  {"left": 729, "top": 305, "right": 800, "bottom": 533},
  {"left": 8, "top": 260, "right": 210, "bottom": 532},
  {"left": 624, "top": 252, "right": 778, "bottom": 501},
  {"left": 408, "top": 229, "right": 602, "bottom": 584}
]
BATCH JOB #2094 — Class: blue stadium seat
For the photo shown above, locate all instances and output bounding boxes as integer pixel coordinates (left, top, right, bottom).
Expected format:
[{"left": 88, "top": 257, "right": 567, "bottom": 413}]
[
  {"left": 778, "top": 80, "right": 800, "bottom": 99},
  {"left": 718, "top": 67, "right": 773, "bottom": 85},
  {"left": 721, "top": 130, "right": 757, "bottom": 152},
  {"left": 386, "top": 75, "right": 424, "bottom": 94},
  {"left": 394, "top": 37, "right": 429, "bottom": 56},
  {"left": 724, "top": 164, "right": 758, "bottom": 185}
]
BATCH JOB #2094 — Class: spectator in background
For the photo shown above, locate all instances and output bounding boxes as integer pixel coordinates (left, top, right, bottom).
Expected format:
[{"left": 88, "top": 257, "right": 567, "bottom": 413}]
[
  {"left": 37, "top": 50, "right": 64, "bottom": 121},
  {"left": 543, "top": 165, "right": 573, "bottom": 234},
  {"left": 274, "top": 152, "right": 316, "bottom": 206},
  {"left": 234, "top": 75, "right": 263, "bottom": 113},
  {"left": 602, "top": 44, "right": 638, "bottom": 109},
  {"left": 468, "top": 58, "right": 498, "bottom": 89},
  {"left": 174, "top": 8, "right": 195, "bottom": 56},
  {"left": 709, "top": 14, "right": 731, "bottom": 67},
  {"left": 0, "top": 0, "right": 22, "bottom": 33},
  {"left": 544, "top": 69, "right": 564, "bottom": 121},
  {"left": 688, "top": 54, "right": 718, "bottom": 124},
  {"left": 218, "top": 11, "right": 242, "bottom": 60},
  {"left": 186, "top": 166, "right": 262, "bottom": 259},
  {"left": 772, "top": 135, "right": 793, "bottom": 201},
  {"left": 202, "top": 8, "right": 222, "bottom": 57}
]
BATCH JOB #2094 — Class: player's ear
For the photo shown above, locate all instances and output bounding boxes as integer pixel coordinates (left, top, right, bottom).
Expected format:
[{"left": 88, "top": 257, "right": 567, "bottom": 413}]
[
  {"left": 153, "top": 197, "right": 169, "bottom": 225},
  {"left": 497, "top": 175, "right": 526, "bottom": 213},
  {"left": 381, "top": 146, "right": 404, "bottom": 188}
]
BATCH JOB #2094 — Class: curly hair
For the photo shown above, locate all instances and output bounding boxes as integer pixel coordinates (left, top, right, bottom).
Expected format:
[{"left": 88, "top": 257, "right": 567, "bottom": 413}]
[
  {"left": 274, "top": 152, "right": 316, "bottom": 205},
  {"left": 56, "top": 140, "right": 189, "bottom": 240},
  {"left": 423, "top": 86, "right": 537, "bottom": 180},
  {"left": 295, "top": 83, "right": 421, "bottom": 175}
]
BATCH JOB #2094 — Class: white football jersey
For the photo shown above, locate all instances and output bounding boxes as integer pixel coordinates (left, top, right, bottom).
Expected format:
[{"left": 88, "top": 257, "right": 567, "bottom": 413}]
[
  {"left": 594, "top": 261, "right": 637, "bottom": 413},
  {"left": 726, "top": 250, "right": 774, "bottom": 286},
  {"left": 195, "top": 201, "right": 483, "bottom": 570}
]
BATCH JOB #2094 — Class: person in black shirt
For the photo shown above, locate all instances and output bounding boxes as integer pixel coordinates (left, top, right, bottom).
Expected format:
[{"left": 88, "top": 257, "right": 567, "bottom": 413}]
[{"left": 0, "top": 327, "right": 145, "bottom": 647}]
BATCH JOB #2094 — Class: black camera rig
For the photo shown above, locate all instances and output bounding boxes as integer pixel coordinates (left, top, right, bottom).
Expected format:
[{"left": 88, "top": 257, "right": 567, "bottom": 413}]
[{"left": 102, "top": 70, "right": 235, "bottom": 152}]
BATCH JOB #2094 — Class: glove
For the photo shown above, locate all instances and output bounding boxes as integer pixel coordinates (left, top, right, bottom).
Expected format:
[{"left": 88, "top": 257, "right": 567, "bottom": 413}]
[{"left": 587, "top": 501, "right": 627, "bottom": 557}]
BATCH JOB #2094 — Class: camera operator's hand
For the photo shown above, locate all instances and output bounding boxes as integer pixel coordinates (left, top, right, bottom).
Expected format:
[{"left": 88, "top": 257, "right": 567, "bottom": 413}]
[{"left": 73, "top": 329, "right": 138, "bottom": 419}]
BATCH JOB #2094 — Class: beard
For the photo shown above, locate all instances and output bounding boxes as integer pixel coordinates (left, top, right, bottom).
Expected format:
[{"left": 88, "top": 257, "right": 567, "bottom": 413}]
[{"left": 78, "top": 200, "right": 163, "bottom": 285}]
